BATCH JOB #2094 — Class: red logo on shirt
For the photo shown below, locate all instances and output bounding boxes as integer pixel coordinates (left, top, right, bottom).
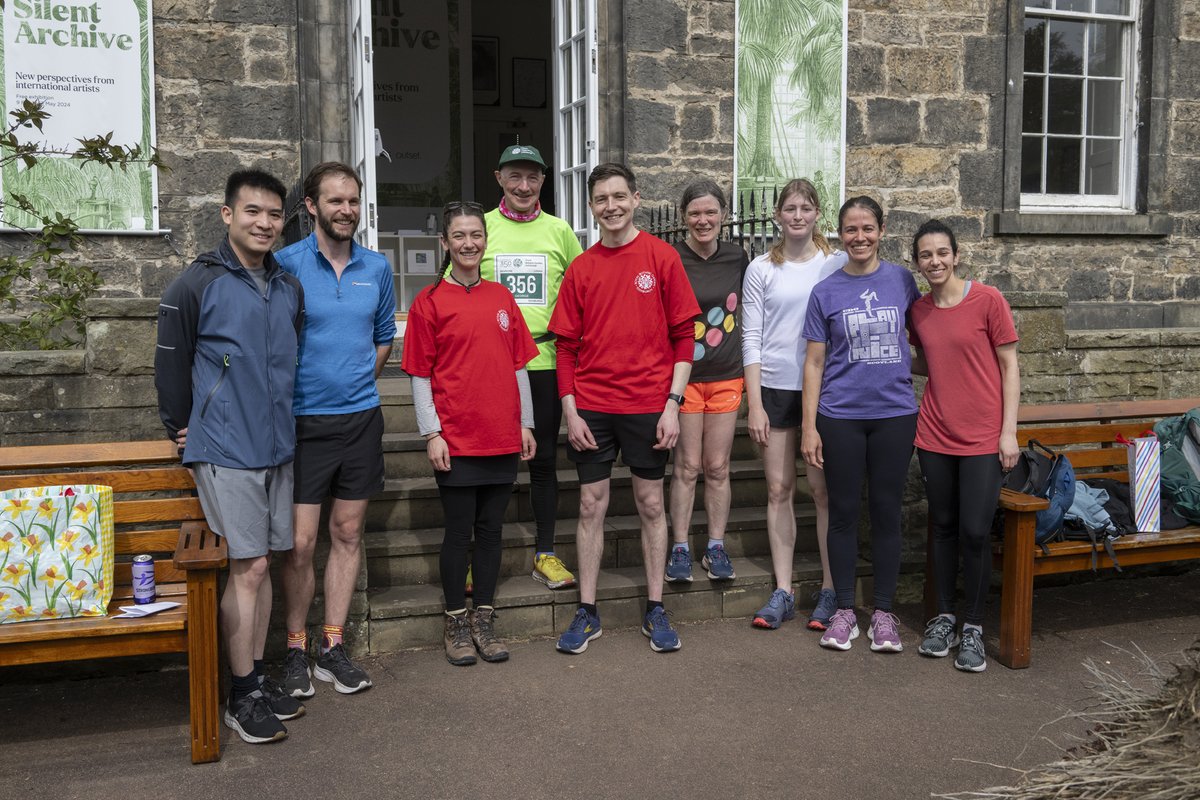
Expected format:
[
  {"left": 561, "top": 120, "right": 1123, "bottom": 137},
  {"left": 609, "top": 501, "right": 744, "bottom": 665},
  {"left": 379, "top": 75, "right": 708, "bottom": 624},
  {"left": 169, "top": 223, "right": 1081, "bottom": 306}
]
[
  {"left": 497, "top": 309, "right": 510, "bottom": 331},
  {"left": 634, "top": 271, "right": 655, "bottom": 294}
]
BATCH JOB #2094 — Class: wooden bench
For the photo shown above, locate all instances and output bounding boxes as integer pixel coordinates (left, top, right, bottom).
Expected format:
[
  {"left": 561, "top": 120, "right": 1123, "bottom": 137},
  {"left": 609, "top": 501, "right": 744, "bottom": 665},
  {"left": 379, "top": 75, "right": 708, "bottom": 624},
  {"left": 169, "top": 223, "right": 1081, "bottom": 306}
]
[
  {"left": 0, "top": 441, "right": 226, "bottom": 763},
  {"left": 926, "top": 399, "right": 1200, "bottom": 669}
]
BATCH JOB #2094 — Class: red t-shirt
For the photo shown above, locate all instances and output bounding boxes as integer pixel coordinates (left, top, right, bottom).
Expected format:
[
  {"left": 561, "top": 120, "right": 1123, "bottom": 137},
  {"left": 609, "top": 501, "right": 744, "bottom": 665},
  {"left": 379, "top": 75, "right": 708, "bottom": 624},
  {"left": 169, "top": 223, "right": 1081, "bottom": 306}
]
[
  {"left": 549, "top": 231, "right": 700, "bottom": 414},
  {"left": 401, "top": 280, "right": 539, "bottom": 457},
  {"left": 909, "top": 282, "right": 1019, "bottom": 455}
]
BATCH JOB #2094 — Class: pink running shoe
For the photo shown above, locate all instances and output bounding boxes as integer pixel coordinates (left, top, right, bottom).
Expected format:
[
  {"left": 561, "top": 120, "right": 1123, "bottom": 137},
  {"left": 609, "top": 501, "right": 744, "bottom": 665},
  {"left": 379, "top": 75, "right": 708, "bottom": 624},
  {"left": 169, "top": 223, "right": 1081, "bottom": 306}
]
[
  {"left": 868, "top": 610, "right": 903, "bottom": 653},
  {"left": 819, "top": 608, "right": 859, "bottom": 651}
]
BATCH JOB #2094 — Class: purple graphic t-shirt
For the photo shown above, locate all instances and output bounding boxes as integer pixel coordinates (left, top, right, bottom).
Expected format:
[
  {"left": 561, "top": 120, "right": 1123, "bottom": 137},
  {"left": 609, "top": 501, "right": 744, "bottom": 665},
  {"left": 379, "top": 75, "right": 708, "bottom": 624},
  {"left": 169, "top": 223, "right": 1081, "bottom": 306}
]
[{"left": 802, "top": 260, "right": 920, "bottom": 419}]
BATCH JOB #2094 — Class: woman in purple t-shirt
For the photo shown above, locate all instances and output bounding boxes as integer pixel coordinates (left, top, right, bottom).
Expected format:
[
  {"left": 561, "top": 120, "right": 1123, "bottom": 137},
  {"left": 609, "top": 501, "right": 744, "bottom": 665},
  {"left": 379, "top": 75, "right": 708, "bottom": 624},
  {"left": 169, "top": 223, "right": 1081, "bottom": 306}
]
[{"left": 800, "top": 196, "right": 920, "bottom": 654}]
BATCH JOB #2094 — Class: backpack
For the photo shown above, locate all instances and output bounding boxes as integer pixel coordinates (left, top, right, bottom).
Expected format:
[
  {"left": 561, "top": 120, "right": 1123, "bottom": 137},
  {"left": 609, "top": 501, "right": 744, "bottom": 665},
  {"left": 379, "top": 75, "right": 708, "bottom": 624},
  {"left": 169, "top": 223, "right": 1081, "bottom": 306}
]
[
  {"left": 1065, "top": 480, "right": 1124, "bottom": 571},
  {"left": 1152, "top": 408, "right": 1200, "bottom": 524},
  {"left": 1003, "top": 440, "right": 1076, "bottom": 549}
]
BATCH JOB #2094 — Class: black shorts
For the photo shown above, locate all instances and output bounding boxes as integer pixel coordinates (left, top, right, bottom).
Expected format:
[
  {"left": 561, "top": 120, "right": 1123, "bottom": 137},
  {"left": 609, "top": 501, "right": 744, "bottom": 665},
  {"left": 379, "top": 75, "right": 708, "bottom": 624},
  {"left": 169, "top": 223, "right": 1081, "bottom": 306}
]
[
  {"left": 293, "top": 407, "right": 385, "bottom": 503},
  {"left": 761, "top": 387, "right": 802, "bottom": 429},
  {"left": 568, "top": 410, "right": 669, "bottom": 483}
]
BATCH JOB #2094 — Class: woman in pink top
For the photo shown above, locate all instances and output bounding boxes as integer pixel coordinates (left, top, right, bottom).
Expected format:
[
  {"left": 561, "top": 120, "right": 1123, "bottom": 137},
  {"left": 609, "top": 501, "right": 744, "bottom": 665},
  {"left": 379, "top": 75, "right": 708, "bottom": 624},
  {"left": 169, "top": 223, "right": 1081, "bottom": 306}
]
[{"left": 908, "top": 219, "right": 1020, "bottom": 673}]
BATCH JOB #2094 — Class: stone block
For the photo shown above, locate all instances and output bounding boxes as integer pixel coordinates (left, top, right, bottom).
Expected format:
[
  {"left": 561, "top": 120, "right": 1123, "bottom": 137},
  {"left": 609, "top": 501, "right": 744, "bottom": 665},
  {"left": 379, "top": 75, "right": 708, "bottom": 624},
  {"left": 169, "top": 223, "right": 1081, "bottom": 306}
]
[
  {"left": 682, "top": 103, "right": 715, "bottom": 141},
  {"left": 494, "top": 604, "right": 554, "bottom": 640},
  {"left": 211, "top": 0, "right": 297, "bottom": 25},
  {"left": 200, "top": 83, "right": 299, "bottom": 143},
  {"left": 863, "top": 12, "right": 922, "bottom": 45},
  {"left": 0, "top": 350, "right": 86, "bottom": 376},
  {"left": 957, "top": 149, "right": 1001, "bottom": 209},
  {"left": 1131, "top": 273, "right": 1175, "bottom": 302},
  {"left": 86, "top": 318, "right": 157, "bottom": 375},
  {"left": 51, "top": 375, "right": 157, "bottom": 410},
  {"left": 1012, "top": 307, "right": 1065, "bottom": 353},
  {"left": 846, "top": 99, "right": 866, "bottom": 146},
  {"left": 886, "top": 48, "right": 961, "bottom": 95},
  {"left": 689, "top": 35, "right": 730, "bottom": 57},
  {"left": 866, "top": 98, "right": 920, "bottom": 145},
  {"left": 847, "top": 45, "right": 885, "bottom": 94},
  {"left": 848, "top": 146, "right": 954, "bottom": 189},
  {"left": 626, "top": 97, "right": 676, "bottom": 156},
  {"left": 1081, "top": 349, "right": 1164, "bottom": 374},
  {"left": 371, "top": 615, "right": 443, "bottom": 652},
  {"left": 667, "top": 588, "right": 722, "bottom": 622},
  {"left": 1064, "top": 268, "right": 1117, "bottom": 302},
  {"left": 0, "top": 378, "right": 53, "bottom": 412},
  {"left": 924, "top": 97, "right": 984, "bottom": 145},
  {"left": 154, "top": 25, "right": 246, "bottom": 82},
  {"left": 719, "top": 586, "right": 762, "bottom": 619},
  {"left": 963, "top": 35, "right": 1004, "bottom": 93},
  {"left": 625, "top": 0, "right": 688, "bottom": 52},
  {"left": 593, "top": 596, "right": 643, "bottom": 630},
  {"left": 153, "top": 0, "right": 210, "bottom": 21}
]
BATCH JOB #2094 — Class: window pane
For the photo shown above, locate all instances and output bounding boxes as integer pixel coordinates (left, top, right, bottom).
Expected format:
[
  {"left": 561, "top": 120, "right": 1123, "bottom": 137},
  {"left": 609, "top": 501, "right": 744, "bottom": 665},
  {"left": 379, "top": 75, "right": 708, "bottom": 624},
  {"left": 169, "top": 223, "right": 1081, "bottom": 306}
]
[
  {"left": 576, "top": 39, "right": 586, "bottom": 96},
  {"left": 1047, "top": 77, "right": 1083, "bottom": 133},
  {"left": 1025, "top": 0, "right": 1050, "bottom": 8},
  {"left": 1024, "top": 19, "right": 1046, "bottom": 73},
  {"left": 1045, "top": 138, "right": 1082, "bottom": 193},
  {"left": 1094, "top": 0, "right": 1127, "bottom": 14},
  {"left": 1085, "top": 139, "right": 1119, "bottom": 194},
  {"left": 1021, "top": 136, "right": 1044, "bottom": 193},
  {"left": 1057, "top": 0, "right": 1090, "bottom": 12},
  {"left": 1023, "top": 76, "right": 1045, "bottom": 132},
  {"left": 1087, "top": 79, "right": 1121, "bottom": 135},
  {"left": 1088, "top": 20, "right": 1123, "bottom": 77},
  {"left": 560, "top": 47, "right": 572, "bottom": 106},
  {"left": 1048, "top": 20, "right": 1085, "bottom": 75}
]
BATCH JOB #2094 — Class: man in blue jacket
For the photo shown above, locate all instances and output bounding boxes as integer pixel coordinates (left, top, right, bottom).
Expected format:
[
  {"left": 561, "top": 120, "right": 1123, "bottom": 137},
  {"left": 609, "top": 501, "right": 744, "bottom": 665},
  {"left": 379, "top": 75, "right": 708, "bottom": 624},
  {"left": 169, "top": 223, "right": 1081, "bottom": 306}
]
[
  {"left": 275, "top": 163, "right": 396, "bottom": 698},
  {"left": 156, "top": 169, "right": 306, "bottom": 745}
]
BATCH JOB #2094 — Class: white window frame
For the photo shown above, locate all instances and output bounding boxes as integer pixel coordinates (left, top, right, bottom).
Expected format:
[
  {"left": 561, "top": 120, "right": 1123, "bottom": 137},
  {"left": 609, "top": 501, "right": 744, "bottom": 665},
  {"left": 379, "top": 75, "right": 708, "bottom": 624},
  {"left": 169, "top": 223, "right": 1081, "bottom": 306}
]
[
  {"left": 1019, "top": 1, "right": 1138, "bottom": 214},
  {"left": 552, "top": 0, "right": 599, "bottom": 246},
  {"left": 348, "top": 0, "right": 379, "bottom": 250}
]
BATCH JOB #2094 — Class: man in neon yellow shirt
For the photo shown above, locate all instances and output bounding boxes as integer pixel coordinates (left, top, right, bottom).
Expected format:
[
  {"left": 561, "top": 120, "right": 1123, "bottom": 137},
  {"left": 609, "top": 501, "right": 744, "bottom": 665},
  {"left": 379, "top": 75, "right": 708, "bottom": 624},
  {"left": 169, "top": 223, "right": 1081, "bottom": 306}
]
[{"left": 480, "top": 144, "right": 582, "bottom": 589}]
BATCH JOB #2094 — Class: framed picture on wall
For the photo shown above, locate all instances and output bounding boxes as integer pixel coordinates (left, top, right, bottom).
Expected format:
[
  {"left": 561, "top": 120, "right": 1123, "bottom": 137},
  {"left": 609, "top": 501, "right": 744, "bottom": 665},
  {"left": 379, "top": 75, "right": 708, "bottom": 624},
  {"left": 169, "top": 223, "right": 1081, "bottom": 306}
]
[
  {"left": 512, "top": 58, "right": 547, "bottom": 109},
  {"left": 472, "top": 36, "right": 500, "bottom": 106}
]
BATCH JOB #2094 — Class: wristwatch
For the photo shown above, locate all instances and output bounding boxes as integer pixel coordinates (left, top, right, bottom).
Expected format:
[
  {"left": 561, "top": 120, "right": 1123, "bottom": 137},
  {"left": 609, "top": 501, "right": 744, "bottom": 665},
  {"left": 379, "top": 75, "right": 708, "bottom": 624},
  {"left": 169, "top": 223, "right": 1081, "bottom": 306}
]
[{"left": 667, "top": 392, "right": 684, "bottom": 407}]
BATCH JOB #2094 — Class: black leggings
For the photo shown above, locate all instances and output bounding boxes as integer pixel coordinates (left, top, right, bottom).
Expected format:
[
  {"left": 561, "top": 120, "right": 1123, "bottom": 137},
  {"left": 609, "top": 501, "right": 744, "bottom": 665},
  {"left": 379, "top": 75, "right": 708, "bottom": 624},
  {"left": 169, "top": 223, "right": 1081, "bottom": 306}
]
[
  {"left": 818, "top": 413, "right": 917, "bottom": 611},
  {"left": 438, "top": 483, "right": 512, "bottom": 610},
  {"left": 917, "top": 449, "right": 1002, "bottom": 626},
  {"left": 528, "top": 369, "right": 562, "bottom": 553}
]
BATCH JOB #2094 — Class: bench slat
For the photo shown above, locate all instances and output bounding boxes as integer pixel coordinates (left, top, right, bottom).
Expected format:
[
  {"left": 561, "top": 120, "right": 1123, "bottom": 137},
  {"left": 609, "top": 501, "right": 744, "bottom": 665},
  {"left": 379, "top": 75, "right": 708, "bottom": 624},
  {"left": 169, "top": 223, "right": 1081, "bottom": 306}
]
[
  {"left": 0, "top": 467, "right": 194, "bottom": 493},
  {"left": 0, "top": 582, "right": 188, "bottom": 647},
  {"left": 1016, "top": 399, "right": 1196, "bottom": 424},
  {"left": 115, "top": 497, "right": 205, "bottom": 524},
  {"left": 114, "top": 529, "right": 183, "bottom": 554},
  {"left": 0, "top": 441, "right": 180, "bottom": 470},
  {"left": 1016, "top": 422, "right": 1159, "bottom": 446}
]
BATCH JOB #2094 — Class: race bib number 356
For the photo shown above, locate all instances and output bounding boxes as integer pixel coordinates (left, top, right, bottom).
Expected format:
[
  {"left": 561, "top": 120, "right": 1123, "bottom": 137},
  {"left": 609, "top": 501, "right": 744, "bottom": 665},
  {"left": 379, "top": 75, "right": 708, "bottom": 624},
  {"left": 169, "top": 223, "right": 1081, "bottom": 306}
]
[{"left": 495, "top": 254, "right": 548, "bottom": 305}]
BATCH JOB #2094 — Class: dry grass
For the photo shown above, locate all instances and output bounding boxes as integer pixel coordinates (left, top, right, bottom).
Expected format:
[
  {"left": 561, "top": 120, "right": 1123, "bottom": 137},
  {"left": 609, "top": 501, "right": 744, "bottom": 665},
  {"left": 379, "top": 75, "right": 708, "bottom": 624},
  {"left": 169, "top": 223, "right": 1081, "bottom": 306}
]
[{"left": 936, "top": 643, "right": 1200, "bottom": 799}]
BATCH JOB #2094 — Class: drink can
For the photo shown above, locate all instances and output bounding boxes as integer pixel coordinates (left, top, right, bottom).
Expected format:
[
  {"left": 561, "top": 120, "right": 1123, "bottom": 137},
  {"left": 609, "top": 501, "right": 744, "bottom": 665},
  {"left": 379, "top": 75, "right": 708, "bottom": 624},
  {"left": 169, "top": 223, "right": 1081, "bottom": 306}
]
[{"left": 131, "top": 554, "right": 156, "bottom": 604}]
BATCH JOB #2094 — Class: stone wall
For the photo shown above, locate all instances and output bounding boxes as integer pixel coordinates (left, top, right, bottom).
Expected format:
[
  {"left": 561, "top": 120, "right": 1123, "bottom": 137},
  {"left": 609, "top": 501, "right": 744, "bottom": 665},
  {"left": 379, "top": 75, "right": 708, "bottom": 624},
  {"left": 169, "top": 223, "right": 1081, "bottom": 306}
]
[{"left": 619, "top": 0, "right": 1200, "bottom": 305}]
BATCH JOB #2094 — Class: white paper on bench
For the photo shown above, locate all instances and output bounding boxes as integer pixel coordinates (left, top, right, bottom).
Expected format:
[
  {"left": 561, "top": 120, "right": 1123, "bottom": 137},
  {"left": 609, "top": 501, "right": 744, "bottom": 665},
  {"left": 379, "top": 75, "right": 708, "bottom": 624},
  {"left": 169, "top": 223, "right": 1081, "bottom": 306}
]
[{"left": 113, "top": 601, "right": 181, "bottom": 618}]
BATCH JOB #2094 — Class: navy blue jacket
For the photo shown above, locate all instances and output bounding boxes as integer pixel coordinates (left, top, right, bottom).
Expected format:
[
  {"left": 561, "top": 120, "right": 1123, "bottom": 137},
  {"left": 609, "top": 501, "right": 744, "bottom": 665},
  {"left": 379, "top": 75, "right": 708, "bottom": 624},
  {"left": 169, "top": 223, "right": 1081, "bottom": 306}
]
[{"left": 155, "top": 239, "right": 305, "bottom": 469}]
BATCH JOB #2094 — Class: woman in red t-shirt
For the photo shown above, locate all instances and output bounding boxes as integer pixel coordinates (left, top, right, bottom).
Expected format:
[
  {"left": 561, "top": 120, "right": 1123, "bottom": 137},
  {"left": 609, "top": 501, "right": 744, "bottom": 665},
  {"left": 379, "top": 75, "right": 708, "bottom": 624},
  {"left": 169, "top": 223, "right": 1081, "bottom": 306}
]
[
  {"left": 401, "top": 202, "right": 538, "bottom": 667},
  {"left": 908, "top": 219, "right": 1020, "bottom": 673}
]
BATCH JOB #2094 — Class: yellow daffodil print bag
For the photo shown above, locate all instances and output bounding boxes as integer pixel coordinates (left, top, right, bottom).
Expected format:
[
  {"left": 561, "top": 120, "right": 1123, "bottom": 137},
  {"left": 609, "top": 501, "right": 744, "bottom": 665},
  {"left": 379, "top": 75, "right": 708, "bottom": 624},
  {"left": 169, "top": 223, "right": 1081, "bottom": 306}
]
[{"left": 0, "top": 485, "right": 115, "bottom": 624}]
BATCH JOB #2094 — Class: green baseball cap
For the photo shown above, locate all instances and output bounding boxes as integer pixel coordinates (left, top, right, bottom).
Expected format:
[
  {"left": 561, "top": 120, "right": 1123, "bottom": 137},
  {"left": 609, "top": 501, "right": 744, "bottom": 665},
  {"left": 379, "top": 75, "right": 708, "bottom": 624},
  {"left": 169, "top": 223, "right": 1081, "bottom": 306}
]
[{"left": 497, "top": 144, "right": 547, "bottom": 170}]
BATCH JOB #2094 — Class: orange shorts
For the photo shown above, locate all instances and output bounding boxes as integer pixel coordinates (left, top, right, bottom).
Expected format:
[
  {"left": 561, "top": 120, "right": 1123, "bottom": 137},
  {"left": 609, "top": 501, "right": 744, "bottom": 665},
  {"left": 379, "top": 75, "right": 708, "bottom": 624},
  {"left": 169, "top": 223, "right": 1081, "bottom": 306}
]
[{"left": 681, "top": 378, "right": 744, "bottom": 415}]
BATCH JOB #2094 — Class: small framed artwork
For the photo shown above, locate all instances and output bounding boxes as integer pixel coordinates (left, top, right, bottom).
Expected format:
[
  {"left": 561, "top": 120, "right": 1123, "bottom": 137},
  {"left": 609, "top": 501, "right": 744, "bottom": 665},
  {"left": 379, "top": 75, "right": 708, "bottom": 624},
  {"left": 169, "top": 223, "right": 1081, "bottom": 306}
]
[
  {"left": 472, "top": 36, "right": 500, "bottom": 106},
  {"left": 407, "top": 249, "right": 437, "bottom": 274},
  {"left": 512, "top": 57, "right": 547, "bottom": 108}
]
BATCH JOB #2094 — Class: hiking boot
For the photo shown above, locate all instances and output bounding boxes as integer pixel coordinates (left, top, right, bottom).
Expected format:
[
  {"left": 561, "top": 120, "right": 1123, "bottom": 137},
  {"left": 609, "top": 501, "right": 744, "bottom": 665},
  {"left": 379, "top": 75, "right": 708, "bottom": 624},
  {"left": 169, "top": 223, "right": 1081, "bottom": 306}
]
[
  {"left": 701, "top": 544, "right": 736, "bottom": 580},
  {"left": 259, "top": 675, "right": 306, "bottom": 720},
  {"left": 642, "top": 606, "right": 682, "bottom": 652},
  {"left": 223, "top": 690, "right": 287, "bottom": 744},
  {"left": 918, "top": 615, "right": 959, "bottom": 658},
  {"left": 556, "top": 607, "right": 602, "bottom": 654},
  {"left": 470, "top": 606, "right": 510, "bottom": 662},
  {"left": 752, "top": 588, "right": 795, "bottom": 629},
  {"left": 314, "top": 643, "right": 373, "bottom": 693},
  {"left": 282, "top": 647, "right": 315, "bottom": 699},
  {"left": 867, "top": 610, "right": 903, "bottom": 653},
  {"left": 665, "top": 545, "right": 693, "bottom": 583},
  {"left": 807, "top": 588, "right": 837, "bottom": 631},
  {"left": 444, "top": 611, "right": 477, "bottom": 666},
  {"left": 819, "top": 608, "right": 859, "bottom": 651},
  {"left": 532, "top": 553, "right": 576, "bottom": 589},
  {"left": 955, "top": 627, "right": 987, "bottom": 672}
]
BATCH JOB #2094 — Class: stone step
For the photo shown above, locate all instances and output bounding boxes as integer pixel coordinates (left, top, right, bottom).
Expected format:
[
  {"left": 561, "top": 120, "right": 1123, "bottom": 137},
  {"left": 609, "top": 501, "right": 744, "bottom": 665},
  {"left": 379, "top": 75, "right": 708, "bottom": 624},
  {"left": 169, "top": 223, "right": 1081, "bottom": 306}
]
[
  {"left": 382, "top": 420, "right": 763, "bottom": 478},
  {"left": 364, "top": 459, "right": 812, "bottom": 530},
  {"left": 364, "top": 505, "right": 818, "bottom": 586},
  {"left": 367, "top": 554, "right": 874, "bottom": 652}
]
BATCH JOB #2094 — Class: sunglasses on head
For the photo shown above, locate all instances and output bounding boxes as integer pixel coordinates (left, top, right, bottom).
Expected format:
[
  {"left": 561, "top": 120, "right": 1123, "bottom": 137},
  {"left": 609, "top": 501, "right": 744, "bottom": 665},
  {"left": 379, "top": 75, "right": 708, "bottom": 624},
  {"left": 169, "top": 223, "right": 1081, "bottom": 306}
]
[{"left": 443, "top": 201, "right": 484, "bottom": 213}]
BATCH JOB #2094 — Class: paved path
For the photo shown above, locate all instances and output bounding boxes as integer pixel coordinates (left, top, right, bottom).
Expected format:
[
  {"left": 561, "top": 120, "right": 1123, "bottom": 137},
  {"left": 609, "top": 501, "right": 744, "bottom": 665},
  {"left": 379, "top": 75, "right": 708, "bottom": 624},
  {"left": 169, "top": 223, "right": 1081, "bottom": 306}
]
[{"left": 2, "top": 572, "right": 1197, "bottom": 800}]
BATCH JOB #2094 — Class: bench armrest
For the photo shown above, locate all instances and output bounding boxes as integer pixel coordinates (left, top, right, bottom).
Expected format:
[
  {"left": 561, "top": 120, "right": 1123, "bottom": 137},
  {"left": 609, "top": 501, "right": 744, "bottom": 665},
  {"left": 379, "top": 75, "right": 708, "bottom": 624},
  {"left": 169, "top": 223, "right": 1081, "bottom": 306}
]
[
  {"left": 999, "top": 488, "right": 1050, "bottom": 513},
  {"left": 174, "top": 520, "right": 228, "bottom": 570}
]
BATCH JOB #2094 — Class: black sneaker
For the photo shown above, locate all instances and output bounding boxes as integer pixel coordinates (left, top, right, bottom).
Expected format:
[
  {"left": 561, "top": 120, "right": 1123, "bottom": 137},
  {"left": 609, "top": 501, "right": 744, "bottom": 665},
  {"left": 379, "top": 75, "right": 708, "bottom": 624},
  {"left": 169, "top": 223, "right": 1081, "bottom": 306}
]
[
  {"left": 223, "top": 690, "right": 287, "bottom": 744},
  {"left": 313, "top": 643, "right": 373, "bottom": 694},
  {"left": 282, "top": 648, "right": 315, "bottom": 699},
  {"left": 259, "top": 675, "right": 306, "bottom": 720}
]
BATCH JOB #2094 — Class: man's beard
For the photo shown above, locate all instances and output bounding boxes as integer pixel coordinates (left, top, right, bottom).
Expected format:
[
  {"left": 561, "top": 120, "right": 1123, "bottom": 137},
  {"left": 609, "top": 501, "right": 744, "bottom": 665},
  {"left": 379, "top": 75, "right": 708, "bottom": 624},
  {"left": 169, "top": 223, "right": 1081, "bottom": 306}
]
[{"left": 317, "top": 210, "right": 358, "bottom": 242}]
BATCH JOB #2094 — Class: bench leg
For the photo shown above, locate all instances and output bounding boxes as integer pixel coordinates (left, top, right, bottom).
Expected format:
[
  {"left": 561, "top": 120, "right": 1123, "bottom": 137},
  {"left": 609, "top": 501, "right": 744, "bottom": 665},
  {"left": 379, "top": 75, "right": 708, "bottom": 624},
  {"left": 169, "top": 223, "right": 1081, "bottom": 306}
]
[
  {"left": 188, "top": 569, "right": 222, "bottom": 763},
  {"left": 998, "top": 511, "right": 1035, "bottom": 669}
]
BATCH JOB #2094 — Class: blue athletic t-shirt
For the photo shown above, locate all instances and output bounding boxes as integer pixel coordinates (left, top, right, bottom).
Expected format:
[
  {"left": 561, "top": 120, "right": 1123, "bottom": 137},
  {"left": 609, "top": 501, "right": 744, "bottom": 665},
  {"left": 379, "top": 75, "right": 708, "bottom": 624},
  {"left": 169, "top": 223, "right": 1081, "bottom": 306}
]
[
  {"left": 802, "top": 260, "right": 919, "bottom": 419},
  {"left": 276, "top": 234, "right": 397, "bottom": 415}
]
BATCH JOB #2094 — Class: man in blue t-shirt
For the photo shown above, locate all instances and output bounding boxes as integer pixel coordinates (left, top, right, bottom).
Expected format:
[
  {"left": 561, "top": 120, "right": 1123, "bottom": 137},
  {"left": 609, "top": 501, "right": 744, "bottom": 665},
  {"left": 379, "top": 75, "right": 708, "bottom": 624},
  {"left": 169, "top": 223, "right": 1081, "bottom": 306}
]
[{"left": 275, "top": 163, "right": 396, "bottom": 697}]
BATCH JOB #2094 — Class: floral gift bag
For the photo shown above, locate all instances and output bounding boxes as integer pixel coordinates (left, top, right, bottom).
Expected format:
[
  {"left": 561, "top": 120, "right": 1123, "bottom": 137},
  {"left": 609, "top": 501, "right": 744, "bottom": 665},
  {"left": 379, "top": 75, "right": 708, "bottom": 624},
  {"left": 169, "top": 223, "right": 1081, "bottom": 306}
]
[{"left": 0, "top": 485, "right": 115, "bottom": 623}]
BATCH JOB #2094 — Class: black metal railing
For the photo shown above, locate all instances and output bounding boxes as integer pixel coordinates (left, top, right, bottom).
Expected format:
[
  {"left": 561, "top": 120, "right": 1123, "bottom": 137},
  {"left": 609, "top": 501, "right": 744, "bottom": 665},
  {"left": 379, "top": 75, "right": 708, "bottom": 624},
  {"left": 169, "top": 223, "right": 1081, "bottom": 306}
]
[{"left": 646, "top": 187, "right": 782, "bottom": 259}]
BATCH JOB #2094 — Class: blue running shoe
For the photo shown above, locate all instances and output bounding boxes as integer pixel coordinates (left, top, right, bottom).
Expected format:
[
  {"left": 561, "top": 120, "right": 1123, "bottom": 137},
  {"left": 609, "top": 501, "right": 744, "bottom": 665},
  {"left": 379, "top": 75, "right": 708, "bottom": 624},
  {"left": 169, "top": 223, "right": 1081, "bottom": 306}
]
[
  {"left": 807, "top": 588, "right": 837, "bottom": 631},
  {"left": 642, "top": 606, "right": 681, "bottom": 652},
  {"left": 701, "top": 544, "right": 736, "bottom": 580},
  {"left": 556, "top": 607, "right": 602, "bottom": 654},
  {"left": 752, "top": 588, "right": 796, "bottom": 629},
  {"left": 665, "top": 545, "right": 693, "bottom": 583}
]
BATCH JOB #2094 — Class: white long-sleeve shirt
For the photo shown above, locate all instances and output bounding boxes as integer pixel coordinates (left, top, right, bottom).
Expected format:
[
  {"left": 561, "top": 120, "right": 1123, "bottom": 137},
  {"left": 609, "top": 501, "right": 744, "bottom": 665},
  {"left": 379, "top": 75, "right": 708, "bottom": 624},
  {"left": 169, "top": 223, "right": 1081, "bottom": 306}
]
[{"left": 741, "top": 249, "right": 847, "bottom": 390}]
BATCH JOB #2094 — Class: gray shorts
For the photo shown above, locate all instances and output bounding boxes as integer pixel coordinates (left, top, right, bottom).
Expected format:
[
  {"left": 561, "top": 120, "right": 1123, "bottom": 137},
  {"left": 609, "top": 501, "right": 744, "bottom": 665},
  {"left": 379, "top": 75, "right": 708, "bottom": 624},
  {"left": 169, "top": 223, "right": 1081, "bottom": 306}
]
[{"left": 191, "top": 462, "right": 294, "bottom": 559}]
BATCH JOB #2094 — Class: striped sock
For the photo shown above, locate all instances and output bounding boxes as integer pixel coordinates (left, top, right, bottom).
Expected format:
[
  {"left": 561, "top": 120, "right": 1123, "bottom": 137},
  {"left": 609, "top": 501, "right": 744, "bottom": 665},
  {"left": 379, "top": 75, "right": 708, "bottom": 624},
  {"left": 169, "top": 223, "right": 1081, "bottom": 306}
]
[
  {"left": 321, "top": 624, "right": 344, "bottom": 653},
  {"left": 287, "top": 630, "right": 307, "bottom": 651}
]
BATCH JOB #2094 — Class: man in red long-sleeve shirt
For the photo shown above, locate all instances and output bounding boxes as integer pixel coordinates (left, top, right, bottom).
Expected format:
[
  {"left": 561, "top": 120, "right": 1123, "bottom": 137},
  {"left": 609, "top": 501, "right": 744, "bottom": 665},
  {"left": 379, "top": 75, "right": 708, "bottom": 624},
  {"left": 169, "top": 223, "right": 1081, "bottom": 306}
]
[{"left": 548, "top": 163, "right": 700, "bottom": 654}]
